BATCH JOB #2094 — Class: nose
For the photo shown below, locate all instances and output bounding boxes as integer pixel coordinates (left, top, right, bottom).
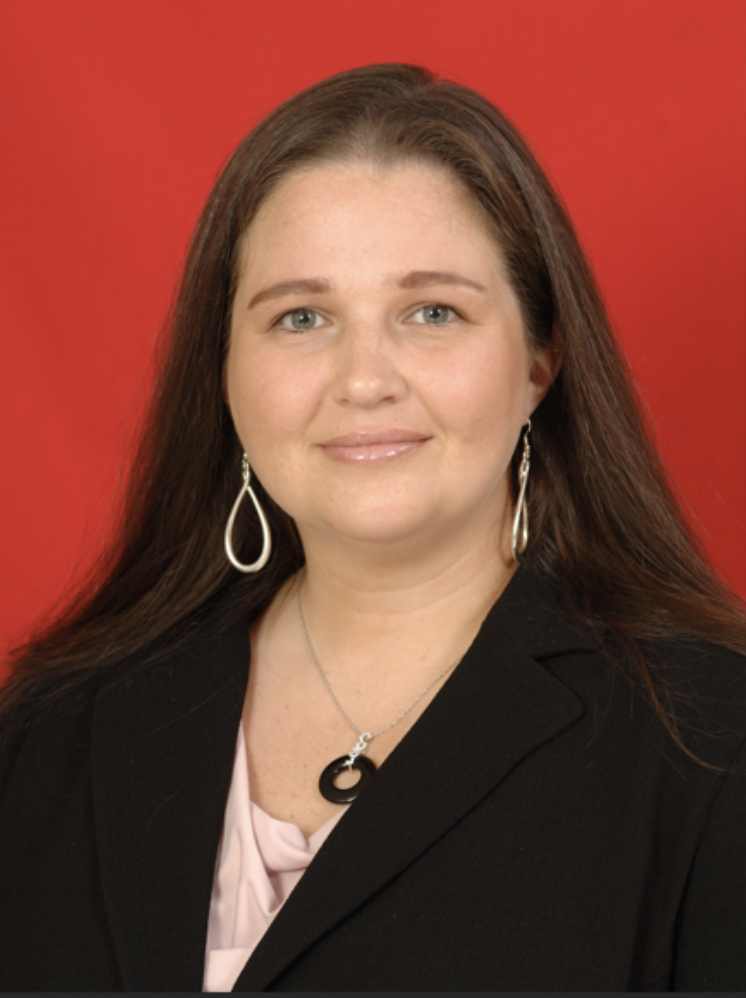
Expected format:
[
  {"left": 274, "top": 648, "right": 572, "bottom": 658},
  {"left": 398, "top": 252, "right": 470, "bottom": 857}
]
[{"left": 331, "top": 320, "right": 407, "bottom": 409}]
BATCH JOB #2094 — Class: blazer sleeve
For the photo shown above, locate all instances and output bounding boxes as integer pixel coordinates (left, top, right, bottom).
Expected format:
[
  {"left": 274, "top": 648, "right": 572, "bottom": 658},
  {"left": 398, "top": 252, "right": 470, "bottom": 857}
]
[{"left": 672, "top": 735, "right": 746, "bottom": 991}]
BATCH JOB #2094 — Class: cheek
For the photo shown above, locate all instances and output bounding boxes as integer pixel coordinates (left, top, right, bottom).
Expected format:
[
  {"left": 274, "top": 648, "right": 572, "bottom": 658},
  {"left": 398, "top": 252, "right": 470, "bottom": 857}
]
[
  {"left": 427, "top": 339, "right": 529, "bottom": 444},
  {"left": 225, "top": 344, "right": 319, "bottom": 452}
]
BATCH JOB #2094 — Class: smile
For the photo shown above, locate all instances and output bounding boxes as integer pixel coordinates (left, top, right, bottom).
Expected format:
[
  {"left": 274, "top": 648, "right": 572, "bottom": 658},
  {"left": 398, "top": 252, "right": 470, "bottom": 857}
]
[{"left": 319, "top": 430, "right": 431, "bottom": 464}]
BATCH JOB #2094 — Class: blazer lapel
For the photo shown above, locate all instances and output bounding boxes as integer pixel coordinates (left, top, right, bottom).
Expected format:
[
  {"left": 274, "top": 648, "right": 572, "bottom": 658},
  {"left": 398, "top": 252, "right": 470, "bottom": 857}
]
[
  {"left": 92, "top": 601, "right": 249, "bottom": 992},
  {"left": 235, "top": 566, "right": 597, "bottom": 992}
]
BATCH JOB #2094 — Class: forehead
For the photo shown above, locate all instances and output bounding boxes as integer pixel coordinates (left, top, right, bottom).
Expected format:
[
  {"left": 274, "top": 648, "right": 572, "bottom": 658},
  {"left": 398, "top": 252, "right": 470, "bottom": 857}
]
[{"left": 237, "top": 160, "right": 505, "bottom": 282}]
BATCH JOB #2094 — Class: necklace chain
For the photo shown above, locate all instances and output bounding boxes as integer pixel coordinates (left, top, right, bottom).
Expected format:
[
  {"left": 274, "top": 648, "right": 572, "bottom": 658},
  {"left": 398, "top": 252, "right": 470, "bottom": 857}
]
[{"left": 296, "top": 573, "right": 461, "bottom": 745}]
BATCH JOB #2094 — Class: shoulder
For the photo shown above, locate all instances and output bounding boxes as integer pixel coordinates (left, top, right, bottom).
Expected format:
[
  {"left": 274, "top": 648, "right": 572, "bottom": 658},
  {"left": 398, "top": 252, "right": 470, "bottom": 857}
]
[
  {"left": 0, "top": 669, "right": 102, "bottom": 792},
  {"left": 491, "top": 565, "right": 746, "bottom": 768},
  {"left": 551, "top": 635, "right": 746, "bottom": 789},
  {"left": 0, "top": 668, "right": 107, "bottom": 874},
  {"left": 0, "top": 587, "right": 252, "bottom": 797}
]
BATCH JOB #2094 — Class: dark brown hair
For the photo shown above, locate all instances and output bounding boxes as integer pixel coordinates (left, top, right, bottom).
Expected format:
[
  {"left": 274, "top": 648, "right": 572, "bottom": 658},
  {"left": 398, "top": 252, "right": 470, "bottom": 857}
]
[{"left": 3, "top": 64, "right": 744, "bottom": 756}]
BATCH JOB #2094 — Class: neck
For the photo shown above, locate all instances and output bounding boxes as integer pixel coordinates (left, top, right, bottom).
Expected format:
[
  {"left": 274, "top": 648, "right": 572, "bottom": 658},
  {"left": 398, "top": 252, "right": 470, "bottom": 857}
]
[{"left": 269, "top": 510, "right": 517, "bottom": 692}]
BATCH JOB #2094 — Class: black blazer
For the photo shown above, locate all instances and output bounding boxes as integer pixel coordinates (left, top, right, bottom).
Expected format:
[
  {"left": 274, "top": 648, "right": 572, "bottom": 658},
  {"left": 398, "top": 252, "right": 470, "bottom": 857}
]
[{"left": 1, "top": 567, "right": 744, "bottom": 992}]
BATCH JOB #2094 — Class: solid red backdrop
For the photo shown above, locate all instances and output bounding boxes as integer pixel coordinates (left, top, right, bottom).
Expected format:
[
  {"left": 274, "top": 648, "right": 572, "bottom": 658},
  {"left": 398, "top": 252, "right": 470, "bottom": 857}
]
[{"left": 1, "top": 0, "right": 744, "bottom": 673}]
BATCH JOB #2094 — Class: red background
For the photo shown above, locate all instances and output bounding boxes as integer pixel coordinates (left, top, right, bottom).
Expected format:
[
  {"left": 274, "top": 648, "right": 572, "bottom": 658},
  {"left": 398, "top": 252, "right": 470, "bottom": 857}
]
[{"left": 1, "top": 0, "right": 744, "bottom": 672}]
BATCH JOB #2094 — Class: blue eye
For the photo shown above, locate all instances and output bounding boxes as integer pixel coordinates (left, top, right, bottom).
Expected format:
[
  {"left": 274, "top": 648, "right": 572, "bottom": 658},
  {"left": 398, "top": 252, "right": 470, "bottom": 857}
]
[
  {"left": 278, "top": 308, "right": 323, "bottom": 331},
  {"left": 410, "top": 304, "right": 457, "bottom": 325}
]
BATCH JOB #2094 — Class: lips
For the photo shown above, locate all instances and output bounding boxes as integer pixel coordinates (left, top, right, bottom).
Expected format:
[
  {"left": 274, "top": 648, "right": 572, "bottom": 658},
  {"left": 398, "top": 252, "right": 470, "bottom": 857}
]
[
  {"left": 319, "top": 429, "right": 431, "bottom": 463},
  {"left": 321, "top": 429, "right": 430, "bottom": 447}
]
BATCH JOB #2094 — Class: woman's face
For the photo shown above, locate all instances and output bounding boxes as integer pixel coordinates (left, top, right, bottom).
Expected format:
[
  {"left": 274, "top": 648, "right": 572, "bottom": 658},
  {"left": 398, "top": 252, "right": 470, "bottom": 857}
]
[{"left": 226, "top": 161, "right": 552, "bottom": 556}]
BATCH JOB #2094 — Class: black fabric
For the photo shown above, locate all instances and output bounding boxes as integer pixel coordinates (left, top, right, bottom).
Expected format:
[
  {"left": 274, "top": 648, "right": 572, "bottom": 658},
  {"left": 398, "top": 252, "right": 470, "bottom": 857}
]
[{"left": 0, "top": 566, "right": 744, "bottom": 992}]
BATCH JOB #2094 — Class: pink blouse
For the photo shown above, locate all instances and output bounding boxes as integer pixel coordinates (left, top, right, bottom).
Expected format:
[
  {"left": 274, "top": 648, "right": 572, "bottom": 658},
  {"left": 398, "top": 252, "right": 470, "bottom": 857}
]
[{"left": 203, "top": 724, "right": 347, "bottom": 992}]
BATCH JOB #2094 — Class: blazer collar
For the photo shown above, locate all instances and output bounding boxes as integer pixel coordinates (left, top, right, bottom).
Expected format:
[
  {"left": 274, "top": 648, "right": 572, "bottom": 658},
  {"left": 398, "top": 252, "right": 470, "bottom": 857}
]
[
  {"left": 489, "top": 561, "right": 601, "bottom": 659},
  {"left": 91, "top": 566, "right": 597, "bottom": 991}
]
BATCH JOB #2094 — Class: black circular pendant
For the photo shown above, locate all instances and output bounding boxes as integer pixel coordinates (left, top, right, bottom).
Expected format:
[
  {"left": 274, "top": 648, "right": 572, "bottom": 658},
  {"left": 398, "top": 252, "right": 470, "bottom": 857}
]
[{"left": 319, "top": 754, "right": 377, "bottom": 804}]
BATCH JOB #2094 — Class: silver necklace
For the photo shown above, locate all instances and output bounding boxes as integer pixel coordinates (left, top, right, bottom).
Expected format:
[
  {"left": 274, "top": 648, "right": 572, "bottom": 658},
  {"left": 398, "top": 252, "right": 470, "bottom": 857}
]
[{"left": 297, "top": 574, "right": 461, "bottom": 804}]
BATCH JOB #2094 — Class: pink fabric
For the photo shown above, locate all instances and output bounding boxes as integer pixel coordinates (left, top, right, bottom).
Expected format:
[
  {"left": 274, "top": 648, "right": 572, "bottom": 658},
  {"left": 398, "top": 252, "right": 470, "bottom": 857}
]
[{"left": 203, "top": 724, "right": 347, "bottom": 992}]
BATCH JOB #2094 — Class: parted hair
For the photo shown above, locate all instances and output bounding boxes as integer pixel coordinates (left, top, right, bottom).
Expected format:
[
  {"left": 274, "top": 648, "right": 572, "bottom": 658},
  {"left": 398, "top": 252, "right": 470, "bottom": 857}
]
[{"left": 3, "top": 64, "right": 744, "bottom": 757}]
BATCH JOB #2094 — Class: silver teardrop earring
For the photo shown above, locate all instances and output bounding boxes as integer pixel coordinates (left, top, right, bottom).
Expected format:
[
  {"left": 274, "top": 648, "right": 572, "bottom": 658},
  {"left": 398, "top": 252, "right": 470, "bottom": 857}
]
[
  {"left": 511, "top": 419, "right": 531, "bottom": 564},
  {"left": 224, "top": 453, "right": 272, "bottom": 572}
]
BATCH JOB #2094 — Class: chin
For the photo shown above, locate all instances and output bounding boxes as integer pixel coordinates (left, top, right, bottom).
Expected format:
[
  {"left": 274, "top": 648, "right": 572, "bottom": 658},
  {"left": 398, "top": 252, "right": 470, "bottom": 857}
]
[{"left": 311, "top": 502, "right": 438, "bottom": 548}]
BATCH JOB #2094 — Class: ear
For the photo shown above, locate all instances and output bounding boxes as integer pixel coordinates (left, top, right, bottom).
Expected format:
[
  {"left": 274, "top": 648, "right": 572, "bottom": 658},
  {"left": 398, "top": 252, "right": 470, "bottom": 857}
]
[{"left": 525, "top": 338, "right": 560, "bottom": 420}]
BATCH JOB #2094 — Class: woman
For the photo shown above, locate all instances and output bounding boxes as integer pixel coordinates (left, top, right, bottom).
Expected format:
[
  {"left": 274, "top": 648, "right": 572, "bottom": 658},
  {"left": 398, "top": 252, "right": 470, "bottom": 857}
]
[{"left": 1, "top": 64, "right": 744, "bottom": 992}]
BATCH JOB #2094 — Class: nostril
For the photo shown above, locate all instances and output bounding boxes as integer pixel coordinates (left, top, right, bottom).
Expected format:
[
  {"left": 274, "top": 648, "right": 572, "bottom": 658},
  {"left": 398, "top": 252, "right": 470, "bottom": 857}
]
[{"left": 333, "top": 343, "right": 407, "bottom": 408}]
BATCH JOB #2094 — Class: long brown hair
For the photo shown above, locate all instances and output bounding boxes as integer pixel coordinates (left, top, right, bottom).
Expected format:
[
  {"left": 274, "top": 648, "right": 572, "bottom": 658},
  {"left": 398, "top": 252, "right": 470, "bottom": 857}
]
[{"left": 3, "top": 64, "right": 744, "bottom": 755}]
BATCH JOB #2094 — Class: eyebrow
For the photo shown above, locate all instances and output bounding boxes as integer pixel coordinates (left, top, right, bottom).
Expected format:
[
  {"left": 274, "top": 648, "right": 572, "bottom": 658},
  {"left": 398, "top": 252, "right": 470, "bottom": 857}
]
[
  {"left": 247, "top": 270, "right": 488, "bottom": 310},
  {"left": 395, "top": 270, "right": 488, "bottom": 295},
  {"left": 248, "top": 278, "right": 334, "bottom": 310}
]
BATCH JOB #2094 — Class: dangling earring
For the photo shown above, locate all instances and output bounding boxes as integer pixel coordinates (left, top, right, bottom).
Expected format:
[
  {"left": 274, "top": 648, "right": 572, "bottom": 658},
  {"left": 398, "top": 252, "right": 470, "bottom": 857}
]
[
  {"left": 224, "top": 453, "right": 272, "bottom": 572},
  {"left": 511, "top": 419, "right": 531, "bottom": 564}
]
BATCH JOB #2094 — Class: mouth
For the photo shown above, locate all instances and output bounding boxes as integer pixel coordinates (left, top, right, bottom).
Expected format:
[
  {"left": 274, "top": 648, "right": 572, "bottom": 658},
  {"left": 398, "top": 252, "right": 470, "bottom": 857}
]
[{"left": 319, "top": 429, "right": 431, "bottom": 464}]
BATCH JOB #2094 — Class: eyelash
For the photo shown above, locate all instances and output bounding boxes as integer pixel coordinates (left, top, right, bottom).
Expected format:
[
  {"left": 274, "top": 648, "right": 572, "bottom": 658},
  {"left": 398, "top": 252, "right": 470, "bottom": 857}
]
[{"left": 273, "top": 303, "right": 463, "bottom": 332}]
